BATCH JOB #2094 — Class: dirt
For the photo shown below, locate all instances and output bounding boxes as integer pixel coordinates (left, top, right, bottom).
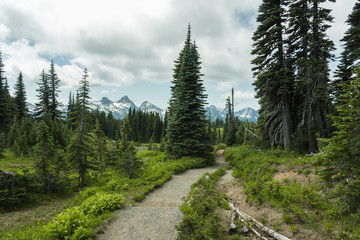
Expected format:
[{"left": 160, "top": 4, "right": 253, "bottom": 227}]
[
  {"left": 95, "top": 150, "right": 228, "bottom": 240},
  {"left": 217, "top": 169, "right": 323, "bottom": 240},
  {"left": 273, "top": 164, "right": 318, "bottom": 185}
]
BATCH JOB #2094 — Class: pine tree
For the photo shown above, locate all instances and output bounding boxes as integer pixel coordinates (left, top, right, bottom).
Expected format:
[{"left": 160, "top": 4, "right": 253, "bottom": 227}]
[
  {"left": 67, "top": 68, "right": 92, "bottom": 187},
  {"left": 317, "top": 66, "right": 360, "bottom": 212},
  {"left": 34, "top": 120, "right": 56, "bottom": 193},
  {"left": 66, "top": 92, "right": 76, "bottom": 129},
  {"left": 0, "top": 50, "right": 14, "bottom": 142},
  {"left": 224, "top": 89, "right": 237, "bottom": 146},
  {"left": 35, "top": 69, "right": 50, "bottom": 119},
  {"left": 48, "top": 61, "right": 62, "bottom": 121},
  {"left": 252, "top": 0, "right": 293, "bottom": 151},
  {"left": 333, "top": 0, "right": 360, "bottom": 105},
  {"left": 161, "top": 110, "right": 168, "bottom": 140},
  {"left": 117, "top": 116, "right": 142, "bottom": 179},
  {"left": 89, "top": 120, "right": 108, "bottom": 176},
  {"left": 287, "top": 0, "right": 335, "bottom": 152},
  {"left": 166, "top": 24, "right": 211, "bottom": 159},
  {"left": 152, "top": 114, "right": 163, "bottom": 143},
  {"left": 14, "top": 72, "right": 27, "bottom": 120}
]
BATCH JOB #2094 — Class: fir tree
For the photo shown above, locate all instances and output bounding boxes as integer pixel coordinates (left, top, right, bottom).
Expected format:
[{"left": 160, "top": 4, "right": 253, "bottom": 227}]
[
  {"left": 317, "top": 66, "right": 360, "bottom": 212},
  {"left": 34, "top": 120, "right": 56, "bottom": 193},
  {"left": 333, "top": 1, "right": 360, "bottom": 105},
  {"left": 67, "top": 68, "right": 92, "bottom": 187},
  {"left": 117, "top": 116, "right": 142, "bottom": 179},
  {"left": 224, "top": 89, "right": 237, "bottom": 146},
  {"left": 152, "top": 114, "right": 163, "bottom": 143},
  {"left": 14, "top": 72, "right": 27, "bottom": 120},
  {"left": 0, "top": 50, "right": 14, "bottom": 139},
  {"left": 251, "top": 0, "right": 293, "bottom": 150},
  {"left": 287, "top": 0, "right": 335, "bottom": 152},
  {"left": 35, "top": 69, "right": 50, "bottom": 119},
  {"left": 166, "top": 24, "right": 211, "bottom": 159},
  {"left": 48, "top": 61, "right": 61, "bottom": 121},
  {"left": 89, "top": 120, "right": 108, "bottom": 176}
]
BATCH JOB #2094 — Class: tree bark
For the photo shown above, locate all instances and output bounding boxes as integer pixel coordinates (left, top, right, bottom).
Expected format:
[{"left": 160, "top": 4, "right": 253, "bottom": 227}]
[{"left": 229, "top": 203, "right": 291, "bottom": 240}]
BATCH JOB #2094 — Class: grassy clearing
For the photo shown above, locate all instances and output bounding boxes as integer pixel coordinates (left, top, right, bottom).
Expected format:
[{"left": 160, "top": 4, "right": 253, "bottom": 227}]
[
  {"left": 0, "top": 150, "right": 34, "bottom": 171},
  {"left": 225, "top": 146, "right": 360, "bottom": 240},
  {"left": 0, "top": 149, "right": 213, "bottom": 240}
]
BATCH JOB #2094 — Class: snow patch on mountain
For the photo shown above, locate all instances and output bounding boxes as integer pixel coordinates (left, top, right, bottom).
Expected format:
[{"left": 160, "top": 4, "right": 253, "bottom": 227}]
[{"left": 28, "top": 96, "right": 258, "bottom": 122}]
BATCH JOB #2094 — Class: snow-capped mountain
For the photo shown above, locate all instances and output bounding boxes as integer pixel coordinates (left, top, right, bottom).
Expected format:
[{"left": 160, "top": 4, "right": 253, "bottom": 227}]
[
  {"left": 205, "top": 105, "right": 258, "bottom": 122},
  {"left": 206, "top": 105, "right": 226, "bottom": 121},
  {"left": 235, "top": 107, "right": 259, "bottom": 122},
  {"left": 89, "top": 96, "right": 165, "bottom": 119},
  {"left": 139, "top": 101, "right": 166, "bottom": 118},
  {"left": 90, "top": 96, "right": 137, "bottom": 119},
  {"left": 27, "top": 96, "right": 258, "bottom": 122}
]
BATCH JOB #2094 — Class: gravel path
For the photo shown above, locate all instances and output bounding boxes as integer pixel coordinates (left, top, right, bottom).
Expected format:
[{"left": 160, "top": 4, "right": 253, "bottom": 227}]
[{"left": 96, "top": 150, "right": 227, "bottom": 240}]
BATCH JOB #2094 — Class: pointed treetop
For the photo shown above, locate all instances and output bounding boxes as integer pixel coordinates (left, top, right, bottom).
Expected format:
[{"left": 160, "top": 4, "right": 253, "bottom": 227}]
[{"left": 186, "top": 23, "right": 192, "bottom": 45}]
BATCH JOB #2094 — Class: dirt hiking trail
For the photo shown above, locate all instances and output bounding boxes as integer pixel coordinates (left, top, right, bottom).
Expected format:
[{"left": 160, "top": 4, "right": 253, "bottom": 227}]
[{"left": 96, "top": 150, "right": 227, "bottom": 240}]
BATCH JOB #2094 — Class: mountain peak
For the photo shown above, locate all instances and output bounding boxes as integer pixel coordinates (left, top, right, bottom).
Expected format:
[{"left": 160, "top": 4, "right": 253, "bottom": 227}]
[
  {"left": 100, "top": 97, "right": 112, "bottom": 105},
  {"left": 117, "top": 95, "right": 131, "bottom": 103}
]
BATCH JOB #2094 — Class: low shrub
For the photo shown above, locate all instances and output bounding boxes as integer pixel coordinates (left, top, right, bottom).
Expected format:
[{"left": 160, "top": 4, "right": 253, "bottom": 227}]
[
  {"left": 176, "top": 168, "right": 227, "bottom": 239},
  {"left": 44, "top": 207, "right": 90, "bottom": 240},
  {"left": 80, "top": 193, "right": 125, "bottom": 216}
]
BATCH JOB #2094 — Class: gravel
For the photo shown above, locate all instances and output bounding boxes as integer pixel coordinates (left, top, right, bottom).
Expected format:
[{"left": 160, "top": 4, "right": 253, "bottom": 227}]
[{"left": 96, "top": 151, "right": 227, "bottom": 240}]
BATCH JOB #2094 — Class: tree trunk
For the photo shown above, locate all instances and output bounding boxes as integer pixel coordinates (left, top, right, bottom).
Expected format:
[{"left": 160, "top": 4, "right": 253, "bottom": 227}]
[
  {"left": 283, "top": 95, "right": 292, "bottom": 151},
  {"left": 229, "top": 203, "right": 291, "bottom": 240}
]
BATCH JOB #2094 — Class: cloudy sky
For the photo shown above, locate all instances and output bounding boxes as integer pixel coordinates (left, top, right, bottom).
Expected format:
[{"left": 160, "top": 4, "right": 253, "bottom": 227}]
[{"left": 0, "top": 0, "right": 357, "bottom": 110}]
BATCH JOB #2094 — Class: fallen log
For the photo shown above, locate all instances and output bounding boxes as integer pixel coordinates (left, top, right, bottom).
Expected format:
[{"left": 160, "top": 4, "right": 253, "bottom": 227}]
[
  {"left": 229, "top": 203, "right": 291, "bottom": 240},
  {"left": 228, "top": 210, "right": 237, "bottom": 235},
  {"left": 229, "top": 209, "right": 268, "bottom": 239}
]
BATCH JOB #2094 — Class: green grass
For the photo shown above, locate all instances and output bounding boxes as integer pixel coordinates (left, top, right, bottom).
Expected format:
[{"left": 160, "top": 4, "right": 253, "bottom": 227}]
[
  {"left": 176, "top": 168, "right": 227, "bottom": 240},
  {"left": 225, "top": 145, "right": 360, "bottom": 240},
  {"left": 0, "top": 150, "right": 212, "bottom": 240},
  {"left": 0, "top": 149, "right": 34, "bottom": 171}
]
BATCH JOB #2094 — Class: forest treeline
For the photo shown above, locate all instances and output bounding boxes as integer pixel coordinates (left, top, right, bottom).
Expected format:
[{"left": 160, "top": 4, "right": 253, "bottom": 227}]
[{"left": 0, "top": 29, "right": 253, "bottom": 208}]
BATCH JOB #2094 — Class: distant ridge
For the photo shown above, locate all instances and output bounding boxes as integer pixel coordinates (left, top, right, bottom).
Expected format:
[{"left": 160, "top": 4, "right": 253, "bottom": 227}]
[
  {"left": 27, "top": 96, "right": 258, "bottom": 122},
  {"left": 205, "top": 105, "right": 258, "bottom": 122}
]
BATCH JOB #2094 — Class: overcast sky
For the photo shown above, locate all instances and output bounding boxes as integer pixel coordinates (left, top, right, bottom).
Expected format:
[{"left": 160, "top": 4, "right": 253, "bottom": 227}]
[{"left": 0, "top": 0, "right": 357, "bottom": 110}]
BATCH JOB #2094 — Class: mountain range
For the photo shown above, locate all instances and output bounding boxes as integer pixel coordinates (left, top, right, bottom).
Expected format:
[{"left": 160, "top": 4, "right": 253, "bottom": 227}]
[
  {"left": 90, "top": 96, "right": 258, "bottom": 122},
  {"left": 89, "top": 96, "right": 166, "bottom": 119},
  {"left": 27, "top": 95, "right": 258, "bottom": 122}
]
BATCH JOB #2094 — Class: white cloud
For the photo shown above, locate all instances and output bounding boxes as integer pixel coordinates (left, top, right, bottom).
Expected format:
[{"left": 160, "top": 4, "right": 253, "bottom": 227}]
[
  {"left": 221, "top": 90, "right": 255, "bottom": 102},
  {"left": 0, "top": 0, "right": 356, "bottom": 109}
]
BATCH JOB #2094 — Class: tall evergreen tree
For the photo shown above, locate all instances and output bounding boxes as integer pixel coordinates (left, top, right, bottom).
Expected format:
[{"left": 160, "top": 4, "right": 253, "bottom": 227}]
[
  {"left": 48, "top": 61, "right": 61, "bottom": 120},
  {"left": 287, "top": 0, "right": 335, "bottom": 152},
  {"left": 14, "top": 72, "right": 27, "bottom": 120},
  {"left": 317, "top": 66, "right": 360, "bottom": 212},
  {"left": 251, "top": 0, "right": 293, "bottom": 150},
  {"left": 67, "top": 68, "right": 92, "bottom": 187},
  {"left": 224, "top": 88, "right": 237, "bottom": 146},
  {"left": 35, "top": 69, "right": 50, "bottom": 119},
  {"left": 90, "top": 120, "right": 107, "bottom": 176},
  {"left": 166, "top": 24, "right": 211, "bottom": 159},
  {"left": 34, "top": 120, "right": 56, "bottom": 193},
  {"left": 0, "top": 50, "right": 14, "bottom": 139},
  {"left": 333, "top": 0, "right": 360, "bottom": 105},
  {"left": 117, "top": 116, "right": 142, "bottom": 179},
  {"left": 152, "top": 114, "right": 163, "bottom": 143}
]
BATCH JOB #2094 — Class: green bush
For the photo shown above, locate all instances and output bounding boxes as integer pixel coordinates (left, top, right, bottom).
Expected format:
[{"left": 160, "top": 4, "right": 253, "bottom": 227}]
[
  {"left": 176, "top": 168, "right": 227, "bottom": 239},
  {"left": 0, "top": 169, "right": 42, "bottom": 209},
  {"left": 80, "top": 193, "right": 125, "bottom": 216},
  {"left": 44, "top": 207, "right": 89, "bottom": 240}
]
